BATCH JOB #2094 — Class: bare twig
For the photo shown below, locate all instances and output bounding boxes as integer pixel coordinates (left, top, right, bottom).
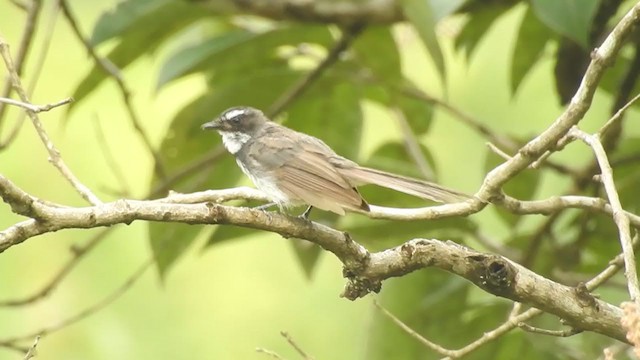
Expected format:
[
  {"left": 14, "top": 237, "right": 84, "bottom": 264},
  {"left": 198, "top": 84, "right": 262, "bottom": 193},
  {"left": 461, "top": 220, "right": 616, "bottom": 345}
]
[
  {"left": 0, "top": 0, "right": 61, "bottom": 150},
  {"left": 0, "top": 228, "right": 109, "bottom": 307},
  {"left": 599, "top": 91, "right": 640, "bottom": 138},
  {"left": 374, "top": 300, "right": 454, "bottom": 356},
  {"left": 93, "top": 115, "right": 132, "bottom": 196},
  {"left": 0, "top": 97, "right": 73, "bottom": 113},
  {"left": 280, "top": 332, "right": 313, "bottom": 360},
  {"left": 442, "top": 308, "right": 544, "bottom": 359},
  {"left": 149, "top": 146, "right": 226, "bottom": 198},
  {"left": 256, "top": 348, "right": 286, "bottom": 359},
  {"left": 59, "top": 0, "right": 167, "bottom": 180},
  {"left": 517, "top": 323, "right": 582, "bottom": 337},
  {"left": 392, "top": 106, "right": 435, "bottom": 179},
  {"left": 22, "top": 336, "right": 39, "bottom": 360},
  {"left": 486, "top": 142, "right": 512, "bottom": 161},
  {"left": 9, "top": 0, "right": 28, "bottom": 11},
  {"left": 569, "top": 127, "right": 639, "bottom": 302},
  {"left": 0, "top": 38, "right": 102, "bottom": 205},
  {"left": 0, "top": 259, "right": 151, "bottom": 347},
  {"left": 0, "top": 0, "right": 41, "bottom": 126},
  {"left": 267, "top": 23, "right": 365, "bottom": 118}
]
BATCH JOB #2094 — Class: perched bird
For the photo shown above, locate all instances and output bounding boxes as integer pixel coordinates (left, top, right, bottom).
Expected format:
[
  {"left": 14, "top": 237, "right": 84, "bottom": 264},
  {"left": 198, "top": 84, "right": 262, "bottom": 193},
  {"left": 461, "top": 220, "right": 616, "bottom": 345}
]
[{"left": 202, "top": 107, "right": 468, "bottom": 217}]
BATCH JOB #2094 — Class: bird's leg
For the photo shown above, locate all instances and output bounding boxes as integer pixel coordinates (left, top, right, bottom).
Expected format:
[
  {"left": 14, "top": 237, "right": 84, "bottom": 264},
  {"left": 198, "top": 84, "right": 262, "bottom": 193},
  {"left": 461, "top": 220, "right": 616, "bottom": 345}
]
[
  {"left": 299, "top": 206, "right": 313, "bottom": 219},
  {"left": 254, "top": 202, "right": 276, "bottom": 211}
]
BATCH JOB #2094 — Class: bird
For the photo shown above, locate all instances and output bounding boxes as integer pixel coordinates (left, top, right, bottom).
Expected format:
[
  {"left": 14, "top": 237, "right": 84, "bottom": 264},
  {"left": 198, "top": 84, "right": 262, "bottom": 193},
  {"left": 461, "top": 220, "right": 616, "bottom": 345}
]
[{"left": 201, "top": 106, "right": 469, "bottom": 217}]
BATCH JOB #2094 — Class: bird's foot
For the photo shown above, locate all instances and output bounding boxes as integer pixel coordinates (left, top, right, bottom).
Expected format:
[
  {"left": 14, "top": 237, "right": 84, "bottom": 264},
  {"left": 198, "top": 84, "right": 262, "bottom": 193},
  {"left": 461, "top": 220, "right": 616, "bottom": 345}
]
[
  {"left": 298, "top": 206, "right": 313, "bottom": 220},
  {"left": 254, "top": 202, "right": 276, "bottom": 211}
]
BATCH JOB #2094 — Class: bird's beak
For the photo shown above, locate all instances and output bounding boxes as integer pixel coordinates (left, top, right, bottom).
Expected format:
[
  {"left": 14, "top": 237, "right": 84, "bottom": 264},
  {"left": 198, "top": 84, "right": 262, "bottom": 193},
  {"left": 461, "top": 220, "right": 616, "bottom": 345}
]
[{"left": 201, "top": 119, "right": 222, "bottom": 131}]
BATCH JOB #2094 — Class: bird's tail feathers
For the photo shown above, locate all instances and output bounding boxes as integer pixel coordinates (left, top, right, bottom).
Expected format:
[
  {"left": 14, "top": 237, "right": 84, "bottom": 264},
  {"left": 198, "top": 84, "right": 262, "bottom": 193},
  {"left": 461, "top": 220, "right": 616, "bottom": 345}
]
[{"left": 340, "top": 166, "right": 469, "bottom": 203}]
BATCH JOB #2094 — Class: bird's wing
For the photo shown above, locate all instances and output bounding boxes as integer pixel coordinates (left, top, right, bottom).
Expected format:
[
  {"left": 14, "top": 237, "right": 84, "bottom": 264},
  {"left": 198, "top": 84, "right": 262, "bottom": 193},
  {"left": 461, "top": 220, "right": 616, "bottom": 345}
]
[{"left": 246, "top": 125, "right": 367, "bottom": 214}]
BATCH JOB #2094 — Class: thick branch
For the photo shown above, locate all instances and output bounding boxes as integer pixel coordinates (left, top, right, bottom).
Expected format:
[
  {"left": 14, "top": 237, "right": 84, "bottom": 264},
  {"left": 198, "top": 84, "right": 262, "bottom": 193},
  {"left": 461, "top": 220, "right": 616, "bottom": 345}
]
[
  {"left": 354, "top": 239, "right": 625, "bottom": 342},
  {"left": 0, "top": 175, "right": 628, "bottom": 342}
]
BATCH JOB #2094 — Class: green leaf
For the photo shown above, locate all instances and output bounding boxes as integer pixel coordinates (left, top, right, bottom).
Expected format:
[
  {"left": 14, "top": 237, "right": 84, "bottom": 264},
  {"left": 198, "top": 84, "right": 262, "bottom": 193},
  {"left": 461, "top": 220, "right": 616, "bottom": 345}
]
[
  {"left": 455, "top": 3, "right": 513, "bottom": 59},
  {"left": 394, "top": 84, "right": 433, "bottom": 135},
  {"left": 484, "top": 150, "right": 540, "bottom": 228},
  {"left": 70, "top": 1, "right": 206, "bottom": 111},
  {"left": 289, "top": 240, "right": 323, "bottom": 279},
  {"left": 530, "top": 0, "right": 599, "bottom": 48},
  {"left": 401, "top": 0, "right": 446, "bottom": 81},
  {"left": 352, "top": 26, "right": 402, "bottom": 80},
  {"left": 352, "top": 28, "right": 433, "bottom": 134},
  {"left": 91, "top": 0, "right": 176, "bottom": 45},
  {"left": 429, "top": 0, "right": 469, "bottom": 21},
  {"left": 284, "top": 81, "right": 363, "bottom": 159},
  {"left": 511, "top": 6, "right": 551, "bottom": 95},
  {"left": 159, "top": 25, "right": 333, "bottom": 88}
]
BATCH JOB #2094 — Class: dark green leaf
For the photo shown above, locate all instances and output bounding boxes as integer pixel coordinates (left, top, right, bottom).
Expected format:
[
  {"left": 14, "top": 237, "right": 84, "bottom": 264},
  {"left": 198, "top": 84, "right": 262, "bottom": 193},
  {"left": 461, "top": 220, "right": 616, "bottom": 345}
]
[
  {"left": 484, "top": 150, "right": 540, "bottom": 228},
  {"left": 401, "top": 0, "right": 446, "bottom": 81},
  {"left": 285, "top": 81, "right": 363, "bottom": 159},
  {"left": 395, "top": 86, "right": 433, "bottom": 135},
  {"left": 455, "top": 3, "right": 513, "bottom": 59},
  {"left": 511, "top": 7, "right": 552, "bottom": 95},
  {"left": 71, "top": 1, "right": 206, "bottom": 110},
  {"left": 352, "top": 26, "right": 402, "bottom": 80},
  {"left": 157, "top": 29, "right": 254, "bottom": 88},
  {"left": 289, "top": 240, "right": 323, "bottom": 279},
  {"left": 530, "top": 0, "right": 599, "bottom": 48},
  {"left": 352, "top": 28, "right": 433, "bottom": 134},
  {"left": 164, "top": 25, "right": 333, "bottom": 88},
  {"left": 91, "top": 0, "right": 175, "bottom": 45}
]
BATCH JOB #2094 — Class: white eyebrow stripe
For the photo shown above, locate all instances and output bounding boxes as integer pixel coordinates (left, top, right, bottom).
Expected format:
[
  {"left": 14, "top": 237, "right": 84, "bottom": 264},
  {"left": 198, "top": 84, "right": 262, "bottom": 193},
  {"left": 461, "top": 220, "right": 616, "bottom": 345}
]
[{"left": 225, "top": 108, "right": 246, "bottom": 120}]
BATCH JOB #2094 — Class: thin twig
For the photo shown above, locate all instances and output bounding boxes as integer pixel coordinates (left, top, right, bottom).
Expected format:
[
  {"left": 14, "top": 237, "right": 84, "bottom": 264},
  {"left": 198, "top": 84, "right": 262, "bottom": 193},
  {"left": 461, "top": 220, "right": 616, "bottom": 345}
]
[
  {"left": 0, "top": 0, "right": 61, "bottom": 149},
  {"left": 267, "top": 23, "right": 366, "bottom": 118},
  {"left": 9, "top": 0, "right": 28, "bottom": 11},
  {"left": 374, "top": 300, "right": 454, "bottom": 356},
  {"left": 0, "top": 229, "right": 109, "bottom": 306},
  {"left": 0, "top": 38, "right": 102, "bottom": 205},
  {"left": 392, "top": 106, "right": 435, "bottom": 179},
  {"left": 486, "top": 142, "right": 512, "bottom": 161},
  {"left": 256, "top": 348, "right": 286, "bottom": 360},
  {"left": 280, "top": 332, "right": 313, "bottom": 360},
  {"left": 93, "top": 115, "right": 132, "bottom": 196},
  {"left": 0, "top": 259, "right": 151, "bottom": 346},
  {"left": 0, "top": 97, "right": 73, "bottom": 113},
  {"left": 599, "top": 92, "right": 640, "bottom": 138},
  {"left": 517, "top": 323, "right": 582, "bottom": 337},
  {"left": 442, "top": 308, "right": 544, "bottom": 359},
  {"left": 149, "top": 146, "right": 226, "bottom": 198},
  {"left": 0, "top": 0, "right": 41, "bottom": 127},
  {"left": 22, "top": 336, "right": 39, "bottom": 360},
  {"left": 59, "top": 0, "right": 167, "bottom": 180},
  {"left": 569, "top": 127, "right": 640, "bottom": 302}
]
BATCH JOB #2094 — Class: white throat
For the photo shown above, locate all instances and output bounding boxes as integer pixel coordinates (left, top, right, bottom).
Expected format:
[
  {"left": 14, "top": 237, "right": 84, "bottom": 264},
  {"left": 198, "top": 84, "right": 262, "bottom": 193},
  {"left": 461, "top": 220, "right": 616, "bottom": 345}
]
[{"left": 219, "top": 131, "right": 251, "bottom": 154}]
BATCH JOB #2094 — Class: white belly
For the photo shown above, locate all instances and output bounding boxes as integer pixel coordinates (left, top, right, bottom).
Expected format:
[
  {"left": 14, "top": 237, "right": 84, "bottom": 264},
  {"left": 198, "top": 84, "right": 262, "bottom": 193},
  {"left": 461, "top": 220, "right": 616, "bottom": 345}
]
[{"left": 236, "top": 159, "right": 293, "bottom": 206}]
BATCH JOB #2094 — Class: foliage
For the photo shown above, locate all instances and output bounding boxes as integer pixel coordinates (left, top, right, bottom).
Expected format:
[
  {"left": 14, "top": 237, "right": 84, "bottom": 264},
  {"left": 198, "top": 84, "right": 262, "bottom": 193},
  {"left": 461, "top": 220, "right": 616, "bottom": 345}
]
[{"left": 52, "top": 0, "right": 640, "bottom": 358}]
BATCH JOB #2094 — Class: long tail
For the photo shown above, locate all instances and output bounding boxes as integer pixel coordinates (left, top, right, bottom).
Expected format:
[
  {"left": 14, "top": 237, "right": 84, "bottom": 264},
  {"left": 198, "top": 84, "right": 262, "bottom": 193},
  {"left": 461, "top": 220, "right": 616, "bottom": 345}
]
[{"left": 340, "top": 166, "right": 470, "bottom": 203}]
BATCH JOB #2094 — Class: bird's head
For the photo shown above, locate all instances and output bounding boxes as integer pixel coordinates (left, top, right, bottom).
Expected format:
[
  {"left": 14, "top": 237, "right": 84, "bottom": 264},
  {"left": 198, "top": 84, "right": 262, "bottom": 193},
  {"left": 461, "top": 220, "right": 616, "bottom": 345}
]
[
  {"left": 202, "top": 106, "right": 268, "bottom": 154},
  {"left": 201, "top": 106, "right": 267, "bottom": 135}
]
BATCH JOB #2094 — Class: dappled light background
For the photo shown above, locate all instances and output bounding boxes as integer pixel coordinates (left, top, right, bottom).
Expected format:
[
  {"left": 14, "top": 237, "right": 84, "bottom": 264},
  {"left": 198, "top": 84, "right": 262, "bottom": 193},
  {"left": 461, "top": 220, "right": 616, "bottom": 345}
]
[{"left": 0, "top": 1, "right": 627, "bottom": 359}]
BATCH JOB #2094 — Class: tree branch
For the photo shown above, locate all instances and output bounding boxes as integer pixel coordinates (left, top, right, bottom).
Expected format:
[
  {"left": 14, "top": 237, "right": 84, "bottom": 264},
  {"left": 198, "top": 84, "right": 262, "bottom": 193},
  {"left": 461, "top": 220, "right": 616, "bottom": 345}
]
[{"left": 0, "top": 175, "right": 630, "bottom": 342}]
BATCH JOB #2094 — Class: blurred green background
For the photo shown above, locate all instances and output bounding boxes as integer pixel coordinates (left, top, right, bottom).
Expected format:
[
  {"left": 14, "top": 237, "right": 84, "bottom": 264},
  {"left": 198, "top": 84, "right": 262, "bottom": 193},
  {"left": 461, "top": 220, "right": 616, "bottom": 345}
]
[{"left": 0, "top": 0, "right": 636, "bottom": 359}]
